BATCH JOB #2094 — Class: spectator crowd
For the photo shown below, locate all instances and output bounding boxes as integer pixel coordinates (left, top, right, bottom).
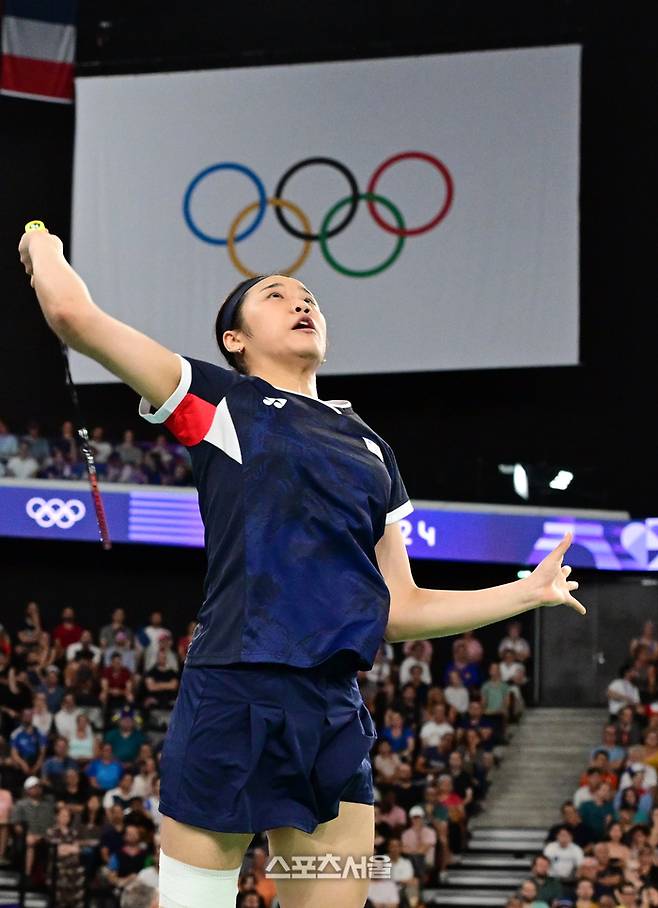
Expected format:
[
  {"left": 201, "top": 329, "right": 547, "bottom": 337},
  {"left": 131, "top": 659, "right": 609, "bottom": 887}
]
[
  {"left": 0, "top": 418, "right": 193, "bottom": 486},
  {"left": 0, "top": 591, "right": 532, "bottom": 908},
  {"left": 503, "top": 619, "right": 658, "bottom": 908}
]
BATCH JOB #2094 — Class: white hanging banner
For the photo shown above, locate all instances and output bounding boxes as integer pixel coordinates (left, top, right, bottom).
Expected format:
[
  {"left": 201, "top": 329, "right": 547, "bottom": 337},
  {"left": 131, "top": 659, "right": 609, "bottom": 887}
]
[{"left": 71, "top": 45, "right": 580, "bottom": 382}]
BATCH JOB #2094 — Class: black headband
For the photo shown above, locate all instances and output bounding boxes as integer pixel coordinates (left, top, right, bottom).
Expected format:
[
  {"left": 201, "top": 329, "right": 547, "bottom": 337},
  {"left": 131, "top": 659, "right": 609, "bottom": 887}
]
[{"left": 218, "top": 275, "right": 265, "bottom": 345}]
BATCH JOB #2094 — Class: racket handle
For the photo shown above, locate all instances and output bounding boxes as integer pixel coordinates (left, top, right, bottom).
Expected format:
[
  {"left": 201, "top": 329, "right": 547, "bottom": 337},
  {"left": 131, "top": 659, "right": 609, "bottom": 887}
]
[{"left": 25, "top": 220, "right": 47, "bottom": 232}]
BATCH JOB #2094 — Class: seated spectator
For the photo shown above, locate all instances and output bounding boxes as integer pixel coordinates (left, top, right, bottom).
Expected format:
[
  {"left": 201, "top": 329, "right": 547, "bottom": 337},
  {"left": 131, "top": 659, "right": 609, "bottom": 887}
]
[
  {"left": 42, "top": 736, "right": 79, "bottom": 789},
  {"left": 444, "top": 669, "right": 470, "bottom": 715},
  {"left": 100, "top": 608, "right": 135, "bottom": 651},
  {"left": 37, "top": 664, "right": 65, "bottom": 714},
  {"left": 10, "top": 707, "right": 47, "bottom": 779},
  {"left": 66, "top": 629, "right": 102, "bottom": 666},
  {"left": 579, "top": 780, "right": 615, "bottom": 840},
  {"left": 457, "top": 700, "right": 495, "bottom": 749},
  {"left": 406, "top": 665, "right": 430, "bottom": 708},
  {"left": 457, "top": 727, "right": 494, "bottom": 790},
  {"left": 86, "top": 743, "right": 124, "bottom": 792},
  {"left": 447, "top": 750, "right": 476, "bottom": 808},
  {"left": 117, "top": 430, "right": 143, "bottom": 466},
  {"left": 615, "top": 882, "right": 643, "bottom": 908},
  {"left": 573, "top": 878, "right": 598, "bottom": 908},
  {"left": 581, "top": 749, "right": 619, "bottom": 790},
  {"left": 401, "top": 804, "right": 437, "bottom": 881},
  {"left": 419, "top": 702, "right": 454, "bottom": 750},
  {"left": 55, "top": 692, "right": 81, "bottom": 740},
  {"left": 593, "top": 725, "right": 627, "bottom": 772},
  {"left": 131, "top": 757, "right": 158, "bottom": 800},
  {"left": 54, "top": 767, "right": 88, "bottom": 817},
  {"left": 499, "top": 648, "right": 527, "bottom": 718},
  {"left": 51, "top": 606, "right": 84, "bottom": 659},
  {"left": 626, "top": 844, "right": 658, "bottom": 890},
  {"left": 69, "top": 712, "right": 98, "bottom": 762},
  {"left": 443, "top": 640, "right": 482, "bottom": 689},
  {"left": 608, "top": 666, "right": 641, "bottom": 720},
  {"left": 142, "top": 649, "right": 179, "bottom": 710},
  {"left": 46, "top": 804, "right": 86, "bottom": 908},
  {"left": 591, "top": 840, "right": 623, "bottom": 894},
  {"left": 105, "top": 710, "right": 146, "bottom": 767},
  {"left": 530, "top": 854, "right": 563, "bottom": 905},
  {"left": 454, "top": 630, "right": 484, "bottom": 665},
  {"left": 574, "top": 767, "right": 604, "bottom": 808},
  {"left": 386, "top": 837, "right": 418, "bottom": 906},
  {"left": 498, "top": 620, "right": 531, "bottom": 662},
  {"left": 481, "top": 662, "right": 511, "bottom": 742},
  {"left": 31, "top": 690, "right": 54, "bottom": 738},
  {"left": 0, "top": 417, "right": 19, "bottom": 462},
  {"left": 373, "top": 739, "right": 403, "bottom": 784},
  {"left": 143, "top": 631, "right": 178, "bottom": 674},
  {"left": 380, "top": 710, "right": 414, "bottom": 760},
  {"left": 6, "top": 440, "right": 39, "bottom": 479},
  {"left": 12, "top": 601, "right": 42, "bottom": 668},
  {"left": 392, "top": 762, "right": 425, "bottom": 814},
  {"left": 68, "top": 652, "right": 102, "bottom": 708},
  {"left": 605, "top": 820, "right": 631, "bottom": 865},
  {"left": 543, "top": 825, "right": 584, "bottom": 881},
  {"left": 105, "top": 823, "right": 149, "bottom": 892},
  {"left": 437, "top": 774, "right": 467, "bottom": 853},
  {"left": 99, "top": 803, "right": 125, "bottom": 864},
  {"left": 399, "top": 640, "right": 433, "bottom": 686},
  {"left": 89, "top": 426, "right": 113, "bottom": 463},
  {"left": 614, "top": 705, "right": 643, "bottom": 748},
  {"left": 614, "top": 780, "right": 651, "bottom": 825},
  {"left": 104, "top": 630, "right": 140, "bottom": 673},
  {"left": 101, "top": 653, "right": 136, "bottom": 713},
  {"left": 378, "top": 787, "right": 407, "bottom": 835},
  {"left": 103, "top": 772, "right": 138, "bottom": 815},
  {"left": 39, "top": 447, "right": 77, "bottom": 480},
  {"left": 10, "top": 775, "right": 55, "bottom": 877},
  {"left": 517, "top": 879, "right": 548, "bottom": 907}
]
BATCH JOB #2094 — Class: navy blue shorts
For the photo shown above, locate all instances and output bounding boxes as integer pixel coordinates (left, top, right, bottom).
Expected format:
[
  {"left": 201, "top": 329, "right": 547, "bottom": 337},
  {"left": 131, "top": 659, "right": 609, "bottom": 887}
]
[{"left": 158, "top": 657, "right": 377, "bottom": 835}]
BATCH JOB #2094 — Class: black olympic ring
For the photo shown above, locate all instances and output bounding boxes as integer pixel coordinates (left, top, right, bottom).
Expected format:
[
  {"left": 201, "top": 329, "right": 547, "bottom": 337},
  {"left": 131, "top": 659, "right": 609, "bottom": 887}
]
[{"left": 273, "top": 157, "right": 360, "bottom": 242}]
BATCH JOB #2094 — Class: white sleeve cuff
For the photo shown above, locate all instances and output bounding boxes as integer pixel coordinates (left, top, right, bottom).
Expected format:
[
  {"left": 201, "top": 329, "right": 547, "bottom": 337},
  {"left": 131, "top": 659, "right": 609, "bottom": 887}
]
[
  {"left": 138, "top": 354, "right": 191, "bottom": 424},
  {"left": 386, "top": 499, "right": 414, "bottom": 524}
]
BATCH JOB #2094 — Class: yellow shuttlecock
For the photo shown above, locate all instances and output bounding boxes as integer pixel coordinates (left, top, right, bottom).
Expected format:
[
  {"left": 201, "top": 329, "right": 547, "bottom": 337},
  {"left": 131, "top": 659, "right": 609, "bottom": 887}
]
[{"left": 24, "top": 220, "right": 46, "bottom": 232}]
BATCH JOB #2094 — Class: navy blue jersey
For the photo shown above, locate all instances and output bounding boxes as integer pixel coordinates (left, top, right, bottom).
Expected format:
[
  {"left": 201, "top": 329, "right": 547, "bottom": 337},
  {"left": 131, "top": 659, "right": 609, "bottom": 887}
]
[{"left": 139, "top": 355, "right": 413, "bottom": 671}]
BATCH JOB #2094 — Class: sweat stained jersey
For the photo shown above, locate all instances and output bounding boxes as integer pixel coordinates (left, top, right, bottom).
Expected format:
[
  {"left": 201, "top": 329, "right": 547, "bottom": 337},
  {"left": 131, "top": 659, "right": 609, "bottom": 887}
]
[{"left": 139, "top": 354, "right": 413, "bottom": 671}]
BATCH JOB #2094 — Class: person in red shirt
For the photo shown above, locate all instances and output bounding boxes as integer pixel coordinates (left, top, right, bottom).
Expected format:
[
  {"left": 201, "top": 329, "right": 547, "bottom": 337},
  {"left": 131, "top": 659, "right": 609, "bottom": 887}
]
[
  {"left": 51, "top": 607, "right": 84, "bottom": 657},
  {"left": 100, "top": 653, "right": 134, "bottom": 715}
]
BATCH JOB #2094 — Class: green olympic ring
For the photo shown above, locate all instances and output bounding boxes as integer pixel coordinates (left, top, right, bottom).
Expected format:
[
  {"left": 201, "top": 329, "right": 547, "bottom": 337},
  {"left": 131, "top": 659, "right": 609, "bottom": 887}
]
[{"left": 318, "top": 193, "right": 406, "bottom": 278}]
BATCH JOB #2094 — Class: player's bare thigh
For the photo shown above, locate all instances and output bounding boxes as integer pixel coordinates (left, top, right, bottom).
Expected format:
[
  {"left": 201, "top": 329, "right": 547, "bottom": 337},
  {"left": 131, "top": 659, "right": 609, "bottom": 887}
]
[
  {"left": 160, "top": 815, "right": 253, "bottom": 869},
  {"left": 266, "top": 801, "right": 375, "bottom": 908}
]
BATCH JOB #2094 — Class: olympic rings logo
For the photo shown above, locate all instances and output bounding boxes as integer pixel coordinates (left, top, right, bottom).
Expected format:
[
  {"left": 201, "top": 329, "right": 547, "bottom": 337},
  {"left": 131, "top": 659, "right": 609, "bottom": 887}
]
[
  {"left": 182, "top": 152, "right": 453, "bottom": 278},
  {"left": 26, "top": 497, "right": 86, "bottom": 529}
]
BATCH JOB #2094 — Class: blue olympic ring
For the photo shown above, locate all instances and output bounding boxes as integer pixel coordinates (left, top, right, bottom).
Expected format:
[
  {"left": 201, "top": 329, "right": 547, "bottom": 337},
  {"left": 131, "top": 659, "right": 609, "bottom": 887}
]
[{"left": 182, "top": 162, "right": 267, "bottom": 246}]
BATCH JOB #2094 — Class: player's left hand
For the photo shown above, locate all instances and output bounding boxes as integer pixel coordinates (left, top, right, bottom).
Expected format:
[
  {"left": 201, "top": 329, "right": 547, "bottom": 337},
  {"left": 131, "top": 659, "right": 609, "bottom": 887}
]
[{"left": 526, "top": 531, "right": 586, "bottom": 614}]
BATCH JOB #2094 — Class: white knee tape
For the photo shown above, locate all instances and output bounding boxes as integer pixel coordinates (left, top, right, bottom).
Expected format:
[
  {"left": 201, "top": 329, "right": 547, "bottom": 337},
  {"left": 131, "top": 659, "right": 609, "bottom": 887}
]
[{"left": 158, "top": 850, "right": 241, "bottom": 908}]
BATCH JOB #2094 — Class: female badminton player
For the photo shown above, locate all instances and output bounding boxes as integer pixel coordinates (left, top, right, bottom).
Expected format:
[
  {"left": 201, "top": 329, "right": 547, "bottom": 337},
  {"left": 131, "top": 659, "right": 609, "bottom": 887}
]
[{"left": 18, "top": 227, "right": 585, "bottom": 908}]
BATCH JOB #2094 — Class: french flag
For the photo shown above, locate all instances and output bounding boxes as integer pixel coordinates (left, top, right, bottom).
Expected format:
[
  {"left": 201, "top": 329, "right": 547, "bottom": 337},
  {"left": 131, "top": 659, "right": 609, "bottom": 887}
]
[{"left": 1, "top": 0, "right": 78, "bottom": 104}]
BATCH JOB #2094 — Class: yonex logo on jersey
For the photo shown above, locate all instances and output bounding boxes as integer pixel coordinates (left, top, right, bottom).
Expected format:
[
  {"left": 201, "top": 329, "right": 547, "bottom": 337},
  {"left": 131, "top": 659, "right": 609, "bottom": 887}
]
[
  {"left": 262, "top": 397, "right": 287, "bottom": 408},
  {"left": 363, "top": 438, "right": 384, "bottom": 462}
]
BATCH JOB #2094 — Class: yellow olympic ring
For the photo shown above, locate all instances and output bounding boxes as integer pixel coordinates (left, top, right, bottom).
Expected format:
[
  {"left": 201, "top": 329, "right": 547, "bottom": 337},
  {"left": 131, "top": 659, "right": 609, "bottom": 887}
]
[{"left": 226, "top": 197, "right": 313, "bottom": 278}]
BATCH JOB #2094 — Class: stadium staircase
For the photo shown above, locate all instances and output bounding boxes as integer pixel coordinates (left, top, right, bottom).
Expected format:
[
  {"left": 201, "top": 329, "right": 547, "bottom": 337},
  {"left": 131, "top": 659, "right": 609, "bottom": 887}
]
[{"left": 422, "top": 707, "right": 606, "bottom": 906}]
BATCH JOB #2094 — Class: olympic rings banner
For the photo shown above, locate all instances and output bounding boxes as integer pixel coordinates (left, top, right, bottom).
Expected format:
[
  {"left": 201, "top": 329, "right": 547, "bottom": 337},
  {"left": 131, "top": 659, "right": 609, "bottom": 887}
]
[{"left": 71, "top": 46, "right": 580, "bottom": 382}]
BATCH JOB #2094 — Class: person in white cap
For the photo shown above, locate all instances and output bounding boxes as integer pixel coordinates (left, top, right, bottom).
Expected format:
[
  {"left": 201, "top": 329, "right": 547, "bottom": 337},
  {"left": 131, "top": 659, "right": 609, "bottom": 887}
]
[
  {"left": 10, "top": 776, "right": 55, "bottom": 876},
  {"left": 401, "top": 804, "right": 437, "bottom": 882}
]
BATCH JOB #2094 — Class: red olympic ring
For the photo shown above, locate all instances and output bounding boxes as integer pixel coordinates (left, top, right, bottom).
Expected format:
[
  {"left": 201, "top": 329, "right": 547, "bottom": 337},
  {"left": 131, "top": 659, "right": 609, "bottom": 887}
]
[{"left": 366, "top": 151, "right": 454, "bottom": 237}]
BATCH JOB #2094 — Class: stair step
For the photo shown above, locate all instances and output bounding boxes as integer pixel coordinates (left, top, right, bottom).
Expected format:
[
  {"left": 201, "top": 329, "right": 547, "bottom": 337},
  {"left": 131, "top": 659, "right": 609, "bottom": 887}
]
[
  {"left": 466, "top": 839, "right": 543, "bottom": 852},
  {"left": 471, "top": 828, "right": 546, "bottom": 840},
  {"left": 446, "top": 870, "right": 528, "bottom": 887},
  {"left": 423, "top": 887, "right": 514, "bottom": 906},
  {"left": 459, "top": 854, "right": 532, "bottom": 869}
]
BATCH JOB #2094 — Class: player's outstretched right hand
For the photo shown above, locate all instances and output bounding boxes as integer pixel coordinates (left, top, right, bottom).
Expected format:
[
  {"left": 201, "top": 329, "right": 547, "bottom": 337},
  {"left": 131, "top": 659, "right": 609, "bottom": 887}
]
[{"left": 18, "top": 228, "right": 64, "bottom": 286}]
